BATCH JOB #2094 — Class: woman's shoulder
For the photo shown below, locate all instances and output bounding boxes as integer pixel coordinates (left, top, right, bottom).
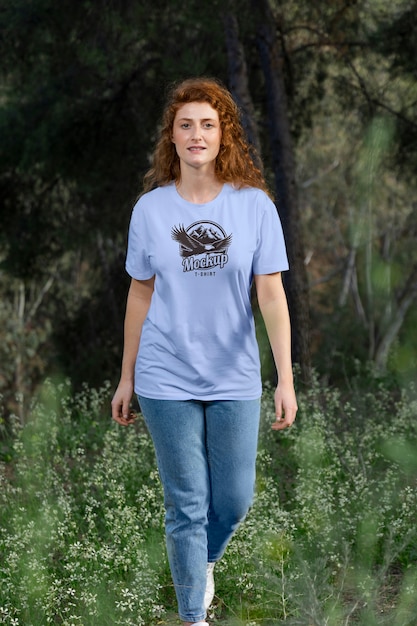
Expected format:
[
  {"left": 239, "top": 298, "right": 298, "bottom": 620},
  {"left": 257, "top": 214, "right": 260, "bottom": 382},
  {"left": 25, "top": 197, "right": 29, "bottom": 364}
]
[
  {"left": 132, "top": 183, "right": 175, "bottom": 211},
  {"left": 226, "top": 184, "right": 274, "bottom": 205},
  {"left": 137, "top": 183, "right": 174, "bottom": 203}
]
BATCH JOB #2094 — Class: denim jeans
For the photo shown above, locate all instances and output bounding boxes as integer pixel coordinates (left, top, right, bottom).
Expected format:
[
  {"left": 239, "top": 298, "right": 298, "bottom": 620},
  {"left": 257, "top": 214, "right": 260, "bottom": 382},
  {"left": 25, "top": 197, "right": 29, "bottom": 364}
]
[{"left": 137, "top": 396, "right": 261, "bottom": 623}]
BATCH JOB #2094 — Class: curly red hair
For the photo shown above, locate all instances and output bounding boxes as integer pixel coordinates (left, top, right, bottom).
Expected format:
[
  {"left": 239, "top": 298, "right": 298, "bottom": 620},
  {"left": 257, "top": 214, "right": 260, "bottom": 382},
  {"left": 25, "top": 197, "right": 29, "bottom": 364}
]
[{"left": 143, "top": 77, "right": 271, "bottom": 197}]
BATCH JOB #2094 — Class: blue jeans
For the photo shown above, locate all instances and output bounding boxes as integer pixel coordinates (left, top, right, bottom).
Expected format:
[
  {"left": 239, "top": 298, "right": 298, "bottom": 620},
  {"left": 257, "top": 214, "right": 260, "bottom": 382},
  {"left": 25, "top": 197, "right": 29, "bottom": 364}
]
[{"left": 138, "top": 396, "right": 261, "bottom": 623}]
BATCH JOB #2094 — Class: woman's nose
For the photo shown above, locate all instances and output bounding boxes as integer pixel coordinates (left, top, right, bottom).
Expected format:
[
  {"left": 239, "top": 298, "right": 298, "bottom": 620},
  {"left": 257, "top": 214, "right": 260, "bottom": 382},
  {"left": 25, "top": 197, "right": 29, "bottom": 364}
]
[{"left": 191, "top": 127, "right": 202, "bottom": 140}]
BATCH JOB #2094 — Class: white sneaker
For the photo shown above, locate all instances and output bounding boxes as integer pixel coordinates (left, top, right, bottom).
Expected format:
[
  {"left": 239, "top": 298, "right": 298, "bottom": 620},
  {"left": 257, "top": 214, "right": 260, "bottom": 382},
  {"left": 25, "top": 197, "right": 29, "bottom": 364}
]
[
  {"left": 193, "top": 622, "right": 209, "bottom": 625},
  {"left": 204, "top": 561, "right": 216, "bottom": 609}
]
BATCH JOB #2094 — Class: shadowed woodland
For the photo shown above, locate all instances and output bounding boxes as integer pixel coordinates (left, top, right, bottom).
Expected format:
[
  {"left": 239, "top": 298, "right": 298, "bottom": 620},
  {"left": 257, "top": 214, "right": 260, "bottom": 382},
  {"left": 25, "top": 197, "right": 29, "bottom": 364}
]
[{"left": 1, "top": 0, "right": 417, "bottom": 418}]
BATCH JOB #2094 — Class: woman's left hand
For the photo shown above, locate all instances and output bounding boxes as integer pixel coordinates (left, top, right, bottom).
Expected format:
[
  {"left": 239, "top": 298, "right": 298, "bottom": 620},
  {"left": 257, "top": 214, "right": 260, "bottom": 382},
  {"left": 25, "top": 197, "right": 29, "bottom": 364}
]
[{"left": 272, "top": 382, "right": 298, "bottom": 430}]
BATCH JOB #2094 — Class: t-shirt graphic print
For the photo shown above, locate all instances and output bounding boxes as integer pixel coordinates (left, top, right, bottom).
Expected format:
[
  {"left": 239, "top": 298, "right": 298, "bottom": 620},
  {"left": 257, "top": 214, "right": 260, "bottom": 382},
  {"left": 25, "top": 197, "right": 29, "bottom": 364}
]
[{"left": 171, "top": 220, "right": 232, "bottom": 273}]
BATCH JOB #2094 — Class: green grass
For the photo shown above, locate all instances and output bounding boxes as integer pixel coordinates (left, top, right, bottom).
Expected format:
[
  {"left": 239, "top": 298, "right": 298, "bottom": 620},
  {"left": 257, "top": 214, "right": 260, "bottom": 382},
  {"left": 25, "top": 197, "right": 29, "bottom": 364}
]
[{"left": 1, "top": 375, "right": 417, "bottom": 625}]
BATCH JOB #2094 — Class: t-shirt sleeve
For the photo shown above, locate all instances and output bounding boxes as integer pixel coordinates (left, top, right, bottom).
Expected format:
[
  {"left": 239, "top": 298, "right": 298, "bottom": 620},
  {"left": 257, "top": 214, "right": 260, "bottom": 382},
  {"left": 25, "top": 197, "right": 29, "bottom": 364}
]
[
  {"left": 125, "top": 200, "right": 154, "bottom": 280},
  {"left": 253, "top": 194, "right": 289, "bottom": 274}
]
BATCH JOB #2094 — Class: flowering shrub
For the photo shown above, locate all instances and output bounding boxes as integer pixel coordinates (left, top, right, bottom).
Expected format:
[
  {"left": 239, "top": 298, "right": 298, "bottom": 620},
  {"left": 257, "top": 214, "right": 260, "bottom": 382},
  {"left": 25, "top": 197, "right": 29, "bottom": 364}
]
[
  {"left": 1, "top": 376, "right": 417, "bottom": 625},
  {"left": 0, "top": 380, "right": 165, "bottom": 626},
  {"left": 248, "top": 377, "right": 417, "bottom": 625}
]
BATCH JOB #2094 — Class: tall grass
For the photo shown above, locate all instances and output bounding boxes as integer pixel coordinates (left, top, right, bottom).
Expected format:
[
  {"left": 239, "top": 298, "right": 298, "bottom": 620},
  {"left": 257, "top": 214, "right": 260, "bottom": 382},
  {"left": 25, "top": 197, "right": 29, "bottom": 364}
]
[{"left": 1, "top": 375, "right": 416, "bottom": 625}]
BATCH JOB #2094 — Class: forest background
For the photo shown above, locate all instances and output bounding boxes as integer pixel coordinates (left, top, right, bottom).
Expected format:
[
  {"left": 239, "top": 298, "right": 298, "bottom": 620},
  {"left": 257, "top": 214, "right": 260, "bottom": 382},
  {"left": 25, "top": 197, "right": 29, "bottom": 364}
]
[
  {"left": 1, "top": 0, "right": 417, "bottom": 416},
  {"left": 1, "top": 1, "right": 417, "bottom": 625}
]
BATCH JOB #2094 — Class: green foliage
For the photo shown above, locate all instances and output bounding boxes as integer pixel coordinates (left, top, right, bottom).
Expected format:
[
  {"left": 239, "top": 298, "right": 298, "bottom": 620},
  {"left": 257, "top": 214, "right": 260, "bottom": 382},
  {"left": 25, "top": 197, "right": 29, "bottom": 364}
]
[
  {"left": 1, "top": 0, "right": 417, "bottom": 413},
  {"left": 1, "top": 377, "right": 417, "bottom": 625},
  {"left": 0, "top": 379, "right": 166, "bottom": 625}
]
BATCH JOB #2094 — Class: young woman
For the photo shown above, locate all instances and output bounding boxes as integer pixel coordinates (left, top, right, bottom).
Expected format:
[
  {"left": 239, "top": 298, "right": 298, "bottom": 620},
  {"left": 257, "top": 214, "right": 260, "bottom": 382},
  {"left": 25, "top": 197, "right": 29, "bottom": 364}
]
[{"left": 111, "top": 77, "right": 297, "bottom": 626}]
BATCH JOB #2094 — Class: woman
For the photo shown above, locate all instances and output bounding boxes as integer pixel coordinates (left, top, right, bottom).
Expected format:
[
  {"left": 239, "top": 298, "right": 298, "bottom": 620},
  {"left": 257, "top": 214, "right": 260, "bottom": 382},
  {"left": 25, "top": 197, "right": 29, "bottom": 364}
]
[{"left": 111, "top": 77, "right": 297, "bottom": 626}]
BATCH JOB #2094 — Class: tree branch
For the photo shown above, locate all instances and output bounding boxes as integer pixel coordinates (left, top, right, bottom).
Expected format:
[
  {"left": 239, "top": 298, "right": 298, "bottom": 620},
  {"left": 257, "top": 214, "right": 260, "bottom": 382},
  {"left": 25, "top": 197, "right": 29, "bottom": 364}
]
[{"left": 374, "top": 263, "right": 417, "bottom": 368}]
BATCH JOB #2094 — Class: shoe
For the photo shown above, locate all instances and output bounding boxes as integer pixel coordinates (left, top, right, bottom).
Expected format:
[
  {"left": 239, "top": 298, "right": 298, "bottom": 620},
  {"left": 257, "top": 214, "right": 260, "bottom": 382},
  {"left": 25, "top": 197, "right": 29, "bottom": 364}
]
[
  {"left": 204, "top": 561, "right": 215, "bottom": 609},
  {"left": 193, "top": 622, "right": 209, "bottom": 626}
]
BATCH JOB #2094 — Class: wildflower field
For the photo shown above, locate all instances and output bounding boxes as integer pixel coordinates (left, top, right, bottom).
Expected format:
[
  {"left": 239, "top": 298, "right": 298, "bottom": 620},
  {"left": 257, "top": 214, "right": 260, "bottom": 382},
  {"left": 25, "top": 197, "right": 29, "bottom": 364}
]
[{"left": 1, "top": 374, "right": 417, "bottom": 626}]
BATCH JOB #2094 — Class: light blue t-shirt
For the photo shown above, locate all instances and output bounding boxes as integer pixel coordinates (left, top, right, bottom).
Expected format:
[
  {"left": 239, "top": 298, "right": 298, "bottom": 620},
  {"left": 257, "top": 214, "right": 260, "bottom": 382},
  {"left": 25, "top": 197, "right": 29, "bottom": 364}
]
[{"left": 126, "top": 182, "right": 289, "bottom": 400}]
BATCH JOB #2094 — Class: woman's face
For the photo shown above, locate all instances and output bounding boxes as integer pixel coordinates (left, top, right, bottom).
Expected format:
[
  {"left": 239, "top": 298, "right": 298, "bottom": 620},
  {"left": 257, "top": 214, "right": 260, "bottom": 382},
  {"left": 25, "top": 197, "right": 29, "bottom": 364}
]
[{"left": 171, "top": 101, "right": 222, "bottom": 173}]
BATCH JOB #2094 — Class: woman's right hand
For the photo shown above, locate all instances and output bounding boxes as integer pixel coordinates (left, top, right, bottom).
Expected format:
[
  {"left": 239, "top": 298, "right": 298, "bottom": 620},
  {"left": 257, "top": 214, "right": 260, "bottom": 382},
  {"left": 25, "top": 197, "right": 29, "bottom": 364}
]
[{"left": 111, "top": 380, "right": 136, "bottom": 426}]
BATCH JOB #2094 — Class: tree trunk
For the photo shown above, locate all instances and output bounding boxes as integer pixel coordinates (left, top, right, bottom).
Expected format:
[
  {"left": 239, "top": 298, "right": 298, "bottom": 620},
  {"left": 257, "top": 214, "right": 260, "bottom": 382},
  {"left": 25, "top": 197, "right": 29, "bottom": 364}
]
[
  {"left": 223, "top": 12, "right": 263, "bottom": 171},
  {"left": 223, "top": 10, "right": 278, "bottom": 382},
  {"left": 253, "top": 0, "right": 311, "bottom": 383},
  {"left": 14, "top": 280, "right": 26, "bottom": 424},
  {"left": 373, "top": 264, "right": 417, "bottom": 369}
]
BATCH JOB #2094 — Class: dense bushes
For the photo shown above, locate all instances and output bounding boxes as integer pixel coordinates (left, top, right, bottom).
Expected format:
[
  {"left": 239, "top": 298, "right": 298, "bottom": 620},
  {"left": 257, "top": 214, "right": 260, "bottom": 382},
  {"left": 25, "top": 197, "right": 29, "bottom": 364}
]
[{"left": 1, "top": 377, "right": 416, "bottom": 625}]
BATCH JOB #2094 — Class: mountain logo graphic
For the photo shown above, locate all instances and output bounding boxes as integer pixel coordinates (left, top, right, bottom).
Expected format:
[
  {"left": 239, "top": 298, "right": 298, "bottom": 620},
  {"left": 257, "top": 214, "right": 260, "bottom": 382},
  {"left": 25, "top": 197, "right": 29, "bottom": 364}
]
[{"left": 171, "top": 220, "right": 232, "bottom": 272}]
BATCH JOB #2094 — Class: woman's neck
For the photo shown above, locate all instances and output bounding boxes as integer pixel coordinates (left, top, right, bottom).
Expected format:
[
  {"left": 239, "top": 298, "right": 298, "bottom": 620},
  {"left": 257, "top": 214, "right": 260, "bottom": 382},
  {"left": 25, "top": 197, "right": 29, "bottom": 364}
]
[{"left": 175, "top": 174, "right": 223, "bottom": 205}]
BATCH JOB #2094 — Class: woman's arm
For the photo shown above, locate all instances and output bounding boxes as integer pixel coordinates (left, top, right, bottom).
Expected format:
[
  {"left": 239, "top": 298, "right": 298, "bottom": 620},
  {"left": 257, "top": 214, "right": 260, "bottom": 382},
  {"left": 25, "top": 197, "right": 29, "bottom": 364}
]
[
  {"left": 254, "top": 272, "right": 298, "bottom": 430},
  {"left": 111, "top": 276, "right": 155, "bottom": 425}
]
